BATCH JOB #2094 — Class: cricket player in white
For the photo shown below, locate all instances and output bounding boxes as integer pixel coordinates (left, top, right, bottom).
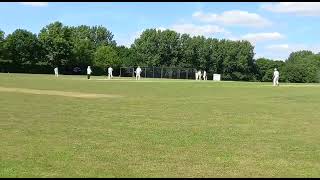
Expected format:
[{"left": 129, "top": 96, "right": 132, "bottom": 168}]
[
  {"left": 107, "top": 67, "right": 113, "bottom": 79},
  {"left": 135, "top": 66, "right": 142, "bottom": 80},
  {"left": 273, "top": 68, "right": 279, "bottom": 86},
  {"left": 87, "top": 66, "right": 92, "bottom": 80},
  {"left": 203, "top": 70, "right": 207, "bottom": 80},
  {"left": 195, "top": 70, "right": 198, "bottom": 80},
  {"left": 54, "top": 67, "right": 58, "bottom": 77},
  {"left": 198, "top": 70, "right": 202, "bottom": 80}
]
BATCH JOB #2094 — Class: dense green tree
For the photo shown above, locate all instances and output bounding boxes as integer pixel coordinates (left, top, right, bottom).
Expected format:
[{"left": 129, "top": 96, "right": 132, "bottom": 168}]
[
  {"left": 0, "top": 29, "right": 4, "bottom": 59},
  {"left": 0, "top": 30, "right": 4, "bottom": 41},
  {"left": 192, "top": 36, "right": 209, "bottom": 70},
  {"left": 206, "top": 38, "right": 219, "bottom": 73},
  {"left": 90, "top": 26, "right": 116, "bottom": 47},
  {"left": 283, "top": 53, "right": 320, "bottom": 83},
  {"left": 287, "top": 50, "right": 313, "bottom": 63},
  {"left": 38, "top": 21, "right": 73, "bottom": 66},
  {"left": 284, "top": 63, "right": 314, "bottom": 83},
  {"left": 70, "top": 38, "right": 94, "bottom": 67},
  {"left": 116, "top": 45, "right": 136, "bottom": 66},
  {"left": 255, "top": 58, "right": 274, "bottom": 81},
  {"left": 132, "top": 29, "right": 256, "bottom": 80},
  {"left": 157, "top": 30, "right": 180, "bottom": 67},
  {"left": 93, "top": 45, "right": 121, "bottom": 68},
  {"left": 255, "top": 58, "right": 285, "bottom": 82},
  {"left": 69, "top": 25, "right": 95, "bottom": 66},
  {"left": 3, "top": 29, "right": 43, "bottom": 64},
  {"left": 131, "top": 29, "right": 160, "bottom": 67},
  {"left": 178, "top": 34, "right": 193, "bottom": 68},
  {"left": 219, "top": 40, "right": 255, "bottom": 80},
  {"left": 66, "top": 25, "right": 116, "bottom": 67}
]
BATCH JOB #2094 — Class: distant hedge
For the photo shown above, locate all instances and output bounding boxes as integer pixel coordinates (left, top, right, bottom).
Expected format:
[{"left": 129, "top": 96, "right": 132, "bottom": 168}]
[{"left": 0, "top": 60, "right": 107, "bottom": 76}]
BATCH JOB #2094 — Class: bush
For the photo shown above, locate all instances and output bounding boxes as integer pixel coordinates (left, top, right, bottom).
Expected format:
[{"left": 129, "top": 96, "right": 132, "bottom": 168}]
[{"left": 0, "top": 60, "right": 109, "bottom": 76}]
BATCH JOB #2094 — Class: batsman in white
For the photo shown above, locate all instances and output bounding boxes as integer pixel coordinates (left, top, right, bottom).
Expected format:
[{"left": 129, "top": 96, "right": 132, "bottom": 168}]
[
  {"left": 54, "top": 67, "right": 59, "bottom": 77},
  {"left": 273, "top": 68, "right": 279, "bottom": 86},
  {"left": 135, "top": 66, "right": 142, "bottom": 80},
  {"left": 107, "top": 66, "right": 113, "bottom": 79},
  {"left": 203, "top": 70, "right": 207, "bottom": 80},
  {"left": 87, "top": 66, "right": 92, "bottom": 80}
]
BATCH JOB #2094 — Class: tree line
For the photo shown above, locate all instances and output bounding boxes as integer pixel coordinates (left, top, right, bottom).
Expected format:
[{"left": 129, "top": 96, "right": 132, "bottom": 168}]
[
  {"left": 256, "top": 50, "right": 320, "bottom": 83},
  {"left": 1, "top": 21, "right": 320, "bottom": 82}
]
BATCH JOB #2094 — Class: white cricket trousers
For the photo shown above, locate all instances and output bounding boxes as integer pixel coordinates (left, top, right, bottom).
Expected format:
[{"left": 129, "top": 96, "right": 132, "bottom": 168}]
[
  {"left": 108, "top": 73, "right": 112, "bottom": 79},
  {"left": 136, "top": 73, "right": 141, "bottom": 80},
  {"left": 273, "top": 76, "right": 279, "bottom": 86}
]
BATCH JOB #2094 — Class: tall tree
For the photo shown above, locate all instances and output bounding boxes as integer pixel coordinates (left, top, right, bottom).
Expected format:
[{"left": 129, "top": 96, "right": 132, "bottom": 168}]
[
  {"left": 236, "top": 40, "right": 255, "bottom": 80},
  {"left": 131, "top": 29, "right": 160, "bottom": 66},
  {"left": 69, "top": 25, "right": 95, "bottom": 66},
  {"left": 194, "top": 36, "right": 210, "bottom": 70},
  {"left": 287, "top": 50, "right": 313, "bottom": 63},
  {"left": 206, "top": 38, "right": 219, "bottom": 73},
  {"left": 255, "top": 58, "right": 285, "bottom": 82},
  {"left": 0, "top": 29, "right": 4, "bottom": 59},
  {"left": 116, "top": 45, "right": 136, "bottom": 66},
  {"left": 284, "top": 53, "right": 320, "bottom": 83},
  {"left": 93, "top": 45, "right": 121, "bottom": 68},
  {"left": 218, "top": 40, "right": 255, "bottom": 80},
  {"left": 0, "top": 29, "right": 4, "bottom": 41},
  {"left": 179, "top": 34, "right": 193, "bottom": 68},
  {"left": 90, "top": 26, "right": 116, "bottom": 47},
  {"left": 38, "top": 21, "right": 73, "bottom": 67},
  {"left": 157, "top": 30, "right": 180, "bottom": 67},
  {"left": 3, "top": 29, "right": 43, "bottom": 64},
  {"left": 70, "top": 38, "right": 94, "bottom": 67}
]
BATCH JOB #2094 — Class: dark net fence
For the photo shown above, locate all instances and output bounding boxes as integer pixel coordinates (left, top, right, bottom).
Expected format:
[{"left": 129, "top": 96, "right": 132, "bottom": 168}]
[{"left": 119, "top": 67, "right": 215, "bottom": 80}]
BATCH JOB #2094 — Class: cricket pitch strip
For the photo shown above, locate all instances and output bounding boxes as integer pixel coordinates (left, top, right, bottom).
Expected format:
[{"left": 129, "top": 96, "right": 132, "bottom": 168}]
[{"left": 0, "top": 86, "right": 122, "bottom": 99}]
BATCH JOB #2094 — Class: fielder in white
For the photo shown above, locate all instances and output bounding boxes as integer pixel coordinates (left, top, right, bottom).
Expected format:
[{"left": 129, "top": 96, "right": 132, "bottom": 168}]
[
  {"left": 135, "top": 66, "right": 142, "bottom": 80},
  {"left": 203, "top": 70, "right": 207, "bottom": 80},
  {"left": 107, "top": 66, "right": 113, "bottom": 79},
  {"left": 54, "top": 67, "right": 59, "bottom": 77},
  {"left": 87, "top": 66, "right": 92, "bottom": 80},
  {"left": 195, "top": 70, "right": 198, "bottom": 80},
  {"left": 273, "top": 68, "right": 279, "bottom": 86},
  {"left": 197, "top": 70, "right": 202, "bottom": 80}
]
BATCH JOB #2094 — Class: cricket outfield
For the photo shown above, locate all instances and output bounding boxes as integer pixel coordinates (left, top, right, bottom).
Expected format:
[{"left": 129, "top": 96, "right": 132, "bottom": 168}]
[{"left": 0, "top": 73, "right": 319, "bottom": 177}]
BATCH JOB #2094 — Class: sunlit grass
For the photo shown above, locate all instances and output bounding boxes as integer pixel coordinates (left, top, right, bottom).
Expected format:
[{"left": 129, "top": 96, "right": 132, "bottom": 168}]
[{"left": 0, "top": 73, "right": 319, "bottom": 177}]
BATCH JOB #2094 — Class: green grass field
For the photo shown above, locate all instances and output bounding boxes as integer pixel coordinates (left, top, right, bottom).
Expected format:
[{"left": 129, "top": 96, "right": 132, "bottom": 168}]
[{"left": 0, "top": 73, "right": 319, "bottom": 177}]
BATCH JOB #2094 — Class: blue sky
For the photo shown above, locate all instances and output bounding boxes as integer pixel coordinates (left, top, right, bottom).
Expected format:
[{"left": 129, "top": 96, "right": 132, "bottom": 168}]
[{"left": 1, "top": 2, "right": 320, "bottom": 60}]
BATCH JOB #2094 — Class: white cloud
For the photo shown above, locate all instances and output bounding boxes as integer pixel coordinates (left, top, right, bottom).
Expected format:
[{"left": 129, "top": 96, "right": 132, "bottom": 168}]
[
  {"left": 115, "top": 30, "right": 143, "bottom": 48},
  {"left": 124, "top": 30, "right": 144, "bottom": 48},
  {"left": 254, "top": 54, "right": 286, "bottom": 61},
  {"left": 261, "top": 2, "right": 320, "bottom": 16},
  {"left": 266, "top": 43, "right": 320, "bottom": 53},
  {"left": 156, "top": 27, "right": 167, "bottom": 31},
  {"left": 265, "top": 44, "right": 289, "bottom": 51},
  {"left": 192, "top": 10, "right": 271, "bottom": 27},
  {"left": 258, "top": 43, "right": 320, "bottom": 60},
  {"left": 170, "top": 23, "right": 228, "bottom": 37},
  {"left": 241, "top": 32, "right": 284, "bottom": 44},
  {"left": 19, "top": 2, "right": 48, "bottom": 7}
]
